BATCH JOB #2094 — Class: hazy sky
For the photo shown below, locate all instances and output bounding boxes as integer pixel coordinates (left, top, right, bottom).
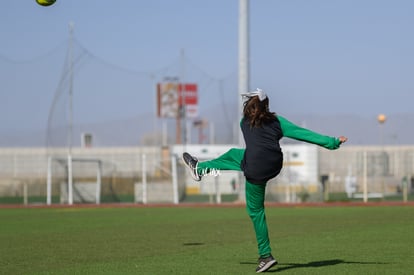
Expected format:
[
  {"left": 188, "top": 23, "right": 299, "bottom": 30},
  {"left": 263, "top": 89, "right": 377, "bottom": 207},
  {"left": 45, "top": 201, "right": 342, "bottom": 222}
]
[{"left": 1, "top": 1, "right": 413, "bottom": 143}]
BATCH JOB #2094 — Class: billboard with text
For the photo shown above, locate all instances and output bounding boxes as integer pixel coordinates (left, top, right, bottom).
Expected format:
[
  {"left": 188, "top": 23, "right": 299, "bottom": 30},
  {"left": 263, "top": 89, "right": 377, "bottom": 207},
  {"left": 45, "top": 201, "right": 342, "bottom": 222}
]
[{"left": 157, "top": 83, "right": 198, "bottom": 118}]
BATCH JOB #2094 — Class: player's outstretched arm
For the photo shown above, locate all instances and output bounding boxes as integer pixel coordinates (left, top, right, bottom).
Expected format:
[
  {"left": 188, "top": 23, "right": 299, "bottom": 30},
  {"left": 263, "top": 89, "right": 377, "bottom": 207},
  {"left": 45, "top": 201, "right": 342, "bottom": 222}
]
[{"left": 278, "top": 115, "right": 347, "bottom": 150}]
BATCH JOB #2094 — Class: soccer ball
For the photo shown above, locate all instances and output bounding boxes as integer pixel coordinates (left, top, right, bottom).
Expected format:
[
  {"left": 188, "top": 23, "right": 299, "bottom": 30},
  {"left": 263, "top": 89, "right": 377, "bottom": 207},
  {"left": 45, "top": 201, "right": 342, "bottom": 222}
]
[{"left": 36, "top": 0, "right": 56, "bottom": 7}]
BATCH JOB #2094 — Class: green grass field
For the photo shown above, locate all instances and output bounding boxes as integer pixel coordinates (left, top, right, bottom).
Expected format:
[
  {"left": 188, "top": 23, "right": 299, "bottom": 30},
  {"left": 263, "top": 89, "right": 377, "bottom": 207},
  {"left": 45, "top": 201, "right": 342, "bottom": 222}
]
[{"left": 1, "top": 205, "right": 413, "bottom": 274}]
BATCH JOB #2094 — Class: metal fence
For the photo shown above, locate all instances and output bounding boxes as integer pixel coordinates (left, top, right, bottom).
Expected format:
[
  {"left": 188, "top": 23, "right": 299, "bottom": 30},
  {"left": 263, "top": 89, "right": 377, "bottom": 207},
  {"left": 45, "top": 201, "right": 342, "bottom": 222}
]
[
  {"left": 0, "top": 146, "right": 183, "bottom": 204},
  {"left": 0, "top": 145, "right": 413, "bottom": 205}
]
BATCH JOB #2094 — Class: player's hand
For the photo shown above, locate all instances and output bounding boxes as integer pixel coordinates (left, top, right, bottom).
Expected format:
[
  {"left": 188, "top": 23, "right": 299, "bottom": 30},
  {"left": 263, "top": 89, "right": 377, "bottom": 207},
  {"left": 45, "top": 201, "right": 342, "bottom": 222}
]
[{"left": 338, "top": 136, "right": 348, "bottom": 144}]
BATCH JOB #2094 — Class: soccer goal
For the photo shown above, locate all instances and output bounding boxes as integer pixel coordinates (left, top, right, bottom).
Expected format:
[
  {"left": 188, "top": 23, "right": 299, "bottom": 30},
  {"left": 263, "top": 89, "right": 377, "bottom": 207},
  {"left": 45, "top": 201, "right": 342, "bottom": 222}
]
[{"left": 46, "top": 155, "right": 102, "bottom": 205}]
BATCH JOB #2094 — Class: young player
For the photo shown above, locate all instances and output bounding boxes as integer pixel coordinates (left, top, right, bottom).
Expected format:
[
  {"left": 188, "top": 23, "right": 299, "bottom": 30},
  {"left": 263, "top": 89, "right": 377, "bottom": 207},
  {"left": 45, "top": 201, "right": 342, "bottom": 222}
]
[{"left": 183, "top": 88, "right": 348, "bottom": 273}]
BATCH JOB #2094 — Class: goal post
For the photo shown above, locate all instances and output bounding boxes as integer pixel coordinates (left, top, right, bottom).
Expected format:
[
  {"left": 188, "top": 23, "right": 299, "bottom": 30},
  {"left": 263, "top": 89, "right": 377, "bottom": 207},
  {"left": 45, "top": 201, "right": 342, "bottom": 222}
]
[
  {"left": 136, "top": 153, "right": 183, "bottom": 204},
  {"left": 47, "top": 156, "right": 102, "bottom": 205}
]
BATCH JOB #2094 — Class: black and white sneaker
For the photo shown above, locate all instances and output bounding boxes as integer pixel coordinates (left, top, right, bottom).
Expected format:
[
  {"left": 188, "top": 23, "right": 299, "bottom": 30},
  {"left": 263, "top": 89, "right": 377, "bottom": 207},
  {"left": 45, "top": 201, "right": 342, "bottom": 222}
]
[
  {"left": 256, "top": 255, "right": 277, "bottom": 273},
  {"left": 182, "top": 152, "right": 201, "bottom": 181}
]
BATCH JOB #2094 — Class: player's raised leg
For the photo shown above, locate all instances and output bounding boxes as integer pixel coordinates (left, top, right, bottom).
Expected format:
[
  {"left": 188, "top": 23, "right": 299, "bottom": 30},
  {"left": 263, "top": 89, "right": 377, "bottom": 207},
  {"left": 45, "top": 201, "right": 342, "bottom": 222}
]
[{"left": 183, "top": 148, "right": 244, "bottom": 181}]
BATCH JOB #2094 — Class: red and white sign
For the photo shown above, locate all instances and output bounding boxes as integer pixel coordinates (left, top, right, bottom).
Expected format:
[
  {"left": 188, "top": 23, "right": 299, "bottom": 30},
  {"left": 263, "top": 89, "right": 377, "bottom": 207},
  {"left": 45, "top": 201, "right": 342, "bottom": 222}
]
[{"left": 157, "top": 83, "right": 198, "bottom": 118}]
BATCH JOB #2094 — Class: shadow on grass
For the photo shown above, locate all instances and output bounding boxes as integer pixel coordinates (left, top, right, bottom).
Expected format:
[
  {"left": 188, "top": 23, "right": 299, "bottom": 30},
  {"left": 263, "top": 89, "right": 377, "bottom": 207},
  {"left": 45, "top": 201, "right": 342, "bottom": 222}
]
[
  {"left": 182, "top": 242, "right": 205, "bottom": 246},
  {"left": 240, "top": 259, "right": 390, "bottom": 272}
]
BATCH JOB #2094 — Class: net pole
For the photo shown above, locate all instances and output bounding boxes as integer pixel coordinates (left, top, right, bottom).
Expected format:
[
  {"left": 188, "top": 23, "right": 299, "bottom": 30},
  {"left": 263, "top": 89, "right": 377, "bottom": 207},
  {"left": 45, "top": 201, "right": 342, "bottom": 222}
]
[
  {"left": 142, "top": 154, "right": 147, "bottom": 204},
  {"left": 67, "top": 22, "right": 75, "bottom": 206},
  {"left": 363, "top": 151, "right": 368, "bottom": 203},
  {"left": 23, "top": 183, "right": 28, "bottom": 206},
  {"left": 68, "top": 154, "right": 73, "bottom": 205},
  {"left": 215, "top": 176, "right": 221, "bottom": 204},
  {"left": 96, "top": 161, "right": 102, "bottom": 205},
  {"left": 403, "top": 175, "right": 408, "bottom": 203},
  {"left": 171, "top": 155, "right": 179, "bottom": 204},
  {"left": 47, "top": 156, "right": 52, "bottom": 205}
]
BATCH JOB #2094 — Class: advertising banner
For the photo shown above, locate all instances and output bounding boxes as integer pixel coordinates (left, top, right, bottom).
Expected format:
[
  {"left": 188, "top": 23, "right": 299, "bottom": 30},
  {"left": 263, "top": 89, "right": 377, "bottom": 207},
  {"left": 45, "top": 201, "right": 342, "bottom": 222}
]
[{"left": 157, "top": 83, "right": 198, "bottom": 118}]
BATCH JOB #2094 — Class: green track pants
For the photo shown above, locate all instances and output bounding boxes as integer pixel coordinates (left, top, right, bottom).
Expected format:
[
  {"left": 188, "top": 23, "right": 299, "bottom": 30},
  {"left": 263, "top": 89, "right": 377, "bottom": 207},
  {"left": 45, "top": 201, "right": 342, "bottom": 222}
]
[{"left": 197, "top": 148, "right": 272, "bottom": 257}]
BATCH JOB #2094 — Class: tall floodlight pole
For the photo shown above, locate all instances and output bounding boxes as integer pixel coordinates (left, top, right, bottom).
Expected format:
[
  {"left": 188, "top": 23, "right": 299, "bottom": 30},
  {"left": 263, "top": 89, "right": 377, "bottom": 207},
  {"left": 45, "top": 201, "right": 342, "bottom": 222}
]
[
  {"left": 67, "top": 22, "right": 75, "bottom": 205},
  {"left": 238, "top": 0, "right": 249, "bottom": 202},
  {"left": 238, "top": 0, "right": 249, "bottom": 146}
]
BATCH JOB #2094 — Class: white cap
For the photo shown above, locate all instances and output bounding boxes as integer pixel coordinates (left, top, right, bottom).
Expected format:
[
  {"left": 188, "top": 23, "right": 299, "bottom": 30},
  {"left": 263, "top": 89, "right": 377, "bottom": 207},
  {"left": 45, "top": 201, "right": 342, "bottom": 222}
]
[{"left": 241, "top": 88, "right": 267, "bottom": 101}]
